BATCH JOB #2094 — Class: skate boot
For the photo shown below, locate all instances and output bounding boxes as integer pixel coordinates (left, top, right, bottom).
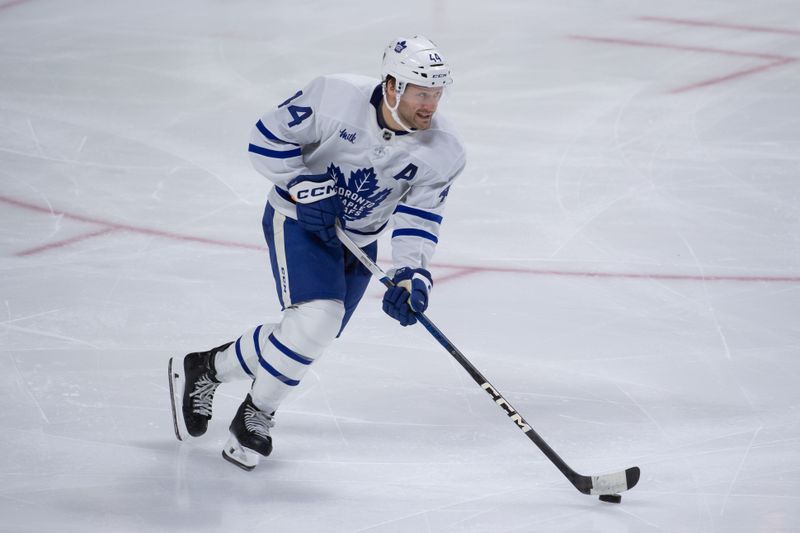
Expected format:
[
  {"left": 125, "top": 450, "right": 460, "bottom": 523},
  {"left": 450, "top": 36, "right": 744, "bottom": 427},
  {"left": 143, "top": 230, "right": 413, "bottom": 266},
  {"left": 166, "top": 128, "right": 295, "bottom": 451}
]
[
  {"left": 222, "top": 394, "right": 275, "bottom": 471},
  {"left": 168, "top": 341, "right": 232, "bottom": 441}
]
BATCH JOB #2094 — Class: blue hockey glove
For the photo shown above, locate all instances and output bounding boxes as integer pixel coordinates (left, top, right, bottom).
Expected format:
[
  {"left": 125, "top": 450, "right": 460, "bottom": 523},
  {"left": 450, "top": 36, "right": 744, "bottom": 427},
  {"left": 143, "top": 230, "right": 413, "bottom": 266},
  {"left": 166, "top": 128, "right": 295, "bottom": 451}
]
[
  {"left": 287, "top": 173, "right": 342, "bottom": 246},
  {"left": 382, "top": 267, "right": 433, "bottom": 326}
]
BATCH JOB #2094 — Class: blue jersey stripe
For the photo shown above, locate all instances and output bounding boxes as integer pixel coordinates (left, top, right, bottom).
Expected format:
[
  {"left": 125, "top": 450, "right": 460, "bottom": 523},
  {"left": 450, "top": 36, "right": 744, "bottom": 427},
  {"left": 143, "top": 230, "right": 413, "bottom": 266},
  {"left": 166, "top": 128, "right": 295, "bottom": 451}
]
[
  {"left": 255, "top": 120, "right": 299, "bottom": 146},
  {"left": 234, "top": 336, "right": 254, "bottom": 378},
  {"left": 392, "top": 228, "right": 439, "bottom": 243},
  {"left": 248, "top": 143, "right": 302, "bottom": 159},
  {"left": 393, "top": 205, "right": 443, "bottom": 224},
  {"left": 346, "top": 221, "right": 388, "bottom": 236},
  {"left": 269, "top": 333, "right": 313, "bottom": 365}
]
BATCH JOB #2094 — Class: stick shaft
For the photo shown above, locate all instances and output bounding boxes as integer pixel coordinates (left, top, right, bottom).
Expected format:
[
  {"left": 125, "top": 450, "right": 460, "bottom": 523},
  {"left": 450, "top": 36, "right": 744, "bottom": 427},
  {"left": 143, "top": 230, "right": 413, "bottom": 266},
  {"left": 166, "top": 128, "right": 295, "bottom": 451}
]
[{"left": 334, "top": 226, "right": 588, "bottom": 490}]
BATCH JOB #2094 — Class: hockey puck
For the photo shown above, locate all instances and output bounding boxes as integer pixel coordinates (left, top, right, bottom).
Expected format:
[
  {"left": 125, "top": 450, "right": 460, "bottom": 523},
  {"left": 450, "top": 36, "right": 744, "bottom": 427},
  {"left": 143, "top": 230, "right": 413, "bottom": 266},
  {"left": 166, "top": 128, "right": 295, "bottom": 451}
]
[{"left": 599, "top": 494, "right": 622, "bottom": 504}]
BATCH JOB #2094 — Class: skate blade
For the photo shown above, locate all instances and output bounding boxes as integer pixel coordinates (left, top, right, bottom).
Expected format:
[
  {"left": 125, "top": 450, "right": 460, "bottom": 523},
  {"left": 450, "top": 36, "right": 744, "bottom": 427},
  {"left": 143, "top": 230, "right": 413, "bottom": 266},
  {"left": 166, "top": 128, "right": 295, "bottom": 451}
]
[
  {"left": 222, "top": 434, "right": 261, "bottom": 471},
  {"left": 168, "top": 357, "right": 189, "bottom": 441}
]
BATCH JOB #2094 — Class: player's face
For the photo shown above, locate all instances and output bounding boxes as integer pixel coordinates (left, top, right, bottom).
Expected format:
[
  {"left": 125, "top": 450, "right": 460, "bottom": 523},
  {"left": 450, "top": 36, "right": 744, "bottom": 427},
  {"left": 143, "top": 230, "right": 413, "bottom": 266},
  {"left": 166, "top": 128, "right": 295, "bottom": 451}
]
[{"left": 396, "top": 83, "right": 444, "bottom": 130}]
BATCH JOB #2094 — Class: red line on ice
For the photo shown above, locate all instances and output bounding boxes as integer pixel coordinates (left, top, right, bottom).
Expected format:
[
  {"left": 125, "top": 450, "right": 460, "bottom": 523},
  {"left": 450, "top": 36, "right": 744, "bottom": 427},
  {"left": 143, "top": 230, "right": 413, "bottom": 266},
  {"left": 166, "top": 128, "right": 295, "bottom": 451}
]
[
  {"left": 0, "top": 0, "right": 33, "bottom": 12},
  {"left": 670, "top": 57, "right": 796, "bottom": 93},
  {"left": 639, "top": 16, "right": 800, "bottom": 37},
  {"left": 569, "top": 32, "right": 797, "bottom": 92},
  {"left": 430, "top": 262, "right": 800, "bottom": 284},
  {"left": 15, "top": 227, "right": 118, "bottom": 257},
  {"left": 0, "top": 194, "right": 262, "bottom": 252},
  {"left": 2, "top": 194, "right": 799, "bottom": 284},
  {"left": 568, "top": 35, "right": 793, "bottom": 61}
]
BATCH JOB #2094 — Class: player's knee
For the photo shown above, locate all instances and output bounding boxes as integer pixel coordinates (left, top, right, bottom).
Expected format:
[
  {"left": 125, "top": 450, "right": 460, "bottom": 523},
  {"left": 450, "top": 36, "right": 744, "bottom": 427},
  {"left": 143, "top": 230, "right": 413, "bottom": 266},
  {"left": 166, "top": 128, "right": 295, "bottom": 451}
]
[
  {"left": 294, "top": 299, "right": 345, "bottom": 341},
  {"left": 279, "top": 299, "right": 344, "bottom": 357}
]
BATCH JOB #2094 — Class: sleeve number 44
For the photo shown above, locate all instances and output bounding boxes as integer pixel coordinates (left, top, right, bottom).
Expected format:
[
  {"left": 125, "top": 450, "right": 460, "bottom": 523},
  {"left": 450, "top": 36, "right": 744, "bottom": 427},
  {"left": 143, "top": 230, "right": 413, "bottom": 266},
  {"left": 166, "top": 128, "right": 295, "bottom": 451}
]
[{"left": 278, "top": 90, "right": 313, "bottom": 127}]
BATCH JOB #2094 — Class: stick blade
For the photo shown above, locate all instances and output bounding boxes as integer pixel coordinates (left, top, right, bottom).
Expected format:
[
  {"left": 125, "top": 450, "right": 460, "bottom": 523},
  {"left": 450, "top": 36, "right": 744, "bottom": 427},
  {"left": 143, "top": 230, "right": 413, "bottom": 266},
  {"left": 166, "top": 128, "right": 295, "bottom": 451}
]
[{"left": 588, "top": 466, "right": 640, "bottom": 495}]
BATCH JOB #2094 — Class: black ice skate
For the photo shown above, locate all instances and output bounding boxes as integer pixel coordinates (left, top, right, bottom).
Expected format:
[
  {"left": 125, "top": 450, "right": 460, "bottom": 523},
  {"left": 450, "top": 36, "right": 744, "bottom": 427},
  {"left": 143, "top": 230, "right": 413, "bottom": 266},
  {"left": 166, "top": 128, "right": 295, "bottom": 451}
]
[
  {"left": 168, "top": 342, "right": 232, "bottom": 441},
  {"left": 222, "top": 394, "right": 275, "bottom": 471}
]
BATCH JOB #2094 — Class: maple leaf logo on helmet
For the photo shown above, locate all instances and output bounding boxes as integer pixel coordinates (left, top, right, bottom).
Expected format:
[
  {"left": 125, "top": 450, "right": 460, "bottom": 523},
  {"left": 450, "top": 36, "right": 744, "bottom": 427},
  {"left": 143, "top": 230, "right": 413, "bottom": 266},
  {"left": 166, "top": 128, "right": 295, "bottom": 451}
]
[{"left": 394, "top": 40, "right": 407, "bottom": 53}]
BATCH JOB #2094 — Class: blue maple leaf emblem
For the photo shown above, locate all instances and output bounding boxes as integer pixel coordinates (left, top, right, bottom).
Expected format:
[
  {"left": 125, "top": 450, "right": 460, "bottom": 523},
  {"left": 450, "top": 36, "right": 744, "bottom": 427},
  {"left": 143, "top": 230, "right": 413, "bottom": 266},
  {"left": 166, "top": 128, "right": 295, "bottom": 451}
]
[
  {"left": 394, "top": 40, "right": 407, "bottom": 53},
  {"left": 327, "top": 164, "right": 392, "bottom": 221},
  {"left": 349, "top": 167, "right": 383, "bottom": 198}
]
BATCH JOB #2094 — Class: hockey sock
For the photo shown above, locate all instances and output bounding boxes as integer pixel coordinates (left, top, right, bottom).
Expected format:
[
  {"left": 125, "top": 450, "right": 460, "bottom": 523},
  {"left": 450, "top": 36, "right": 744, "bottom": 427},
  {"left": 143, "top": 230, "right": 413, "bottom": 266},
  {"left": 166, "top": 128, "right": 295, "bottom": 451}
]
[
  {"left": 214, "top": 324, "right": 276, "bottom": 382},
  {"left": 250, "top": 299, "right": 344, "bottom": 413}
]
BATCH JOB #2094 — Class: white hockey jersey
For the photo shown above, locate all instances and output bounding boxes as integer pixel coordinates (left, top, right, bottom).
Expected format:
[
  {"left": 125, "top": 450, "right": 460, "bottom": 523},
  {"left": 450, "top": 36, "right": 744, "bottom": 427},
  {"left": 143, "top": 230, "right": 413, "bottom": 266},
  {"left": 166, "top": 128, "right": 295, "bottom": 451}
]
[{"left": 248, "top": 74, "right": 466, "bottom": 271}]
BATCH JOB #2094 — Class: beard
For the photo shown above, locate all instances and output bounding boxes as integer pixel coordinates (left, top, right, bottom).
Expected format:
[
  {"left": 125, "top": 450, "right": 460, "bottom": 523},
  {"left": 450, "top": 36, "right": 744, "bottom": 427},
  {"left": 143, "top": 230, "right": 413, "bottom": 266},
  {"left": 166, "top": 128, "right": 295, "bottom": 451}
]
[{"left": 398, "top": 105, "right": 434, "bottom": 131}]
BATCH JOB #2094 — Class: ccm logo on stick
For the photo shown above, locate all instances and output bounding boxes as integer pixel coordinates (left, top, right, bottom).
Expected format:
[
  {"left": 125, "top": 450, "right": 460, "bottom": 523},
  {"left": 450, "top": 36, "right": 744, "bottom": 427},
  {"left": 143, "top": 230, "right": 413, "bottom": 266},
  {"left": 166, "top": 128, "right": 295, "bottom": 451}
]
[{"left": 481, "top": 383, "right": 531, "bottom": 432}]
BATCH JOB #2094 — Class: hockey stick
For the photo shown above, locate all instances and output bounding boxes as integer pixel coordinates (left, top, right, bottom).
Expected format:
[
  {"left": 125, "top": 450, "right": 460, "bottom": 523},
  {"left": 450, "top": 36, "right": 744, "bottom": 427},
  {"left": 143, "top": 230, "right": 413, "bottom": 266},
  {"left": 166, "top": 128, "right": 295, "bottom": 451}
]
[{"left": 335, "top": 225, "right": 640, "bottom": 497}]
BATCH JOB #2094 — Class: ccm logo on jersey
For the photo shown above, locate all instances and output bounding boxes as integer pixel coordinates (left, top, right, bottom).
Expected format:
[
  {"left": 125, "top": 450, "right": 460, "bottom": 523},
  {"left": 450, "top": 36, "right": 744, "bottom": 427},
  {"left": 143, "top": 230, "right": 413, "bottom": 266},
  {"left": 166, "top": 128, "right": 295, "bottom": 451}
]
[{"left": 288, "top": 178, "right": 337, "bottom": 204}]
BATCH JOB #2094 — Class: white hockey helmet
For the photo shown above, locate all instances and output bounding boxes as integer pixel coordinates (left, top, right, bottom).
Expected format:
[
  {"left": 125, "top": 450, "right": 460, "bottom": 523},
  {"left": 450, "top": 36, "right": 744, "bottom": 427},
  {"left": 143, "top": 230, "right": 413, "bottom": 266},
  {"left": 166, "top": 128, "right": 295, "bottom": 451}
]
[{"left": 381, "top": 36, "right": 452, "bottom": 94}]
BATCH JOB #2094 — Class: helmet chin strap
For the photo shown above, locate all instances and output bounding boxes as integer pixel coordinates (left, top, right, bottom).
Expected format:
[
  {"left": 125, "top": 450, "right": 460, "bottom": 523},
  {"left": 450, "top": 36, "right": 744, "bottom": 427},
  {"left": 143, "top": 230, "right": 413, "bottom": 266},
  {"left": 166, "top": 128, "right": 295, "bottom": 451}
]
[{"left": 382, "top": 80, "right": 415, "bottom": 134}]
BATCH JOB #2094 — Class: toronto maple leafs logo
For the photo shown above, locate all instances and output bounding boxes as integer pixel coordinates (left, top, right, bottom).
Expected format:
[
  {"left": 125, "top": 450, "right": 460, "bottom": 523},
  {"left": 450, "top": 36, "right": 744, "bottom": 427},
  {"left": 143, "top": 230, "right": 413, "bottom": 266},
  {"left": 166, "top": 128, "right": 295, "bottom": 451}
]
[
  {"left": 394, "top": 40, "right": 407, "bottom": 53},
  {"left": 327, "top": 164, "right": 392, "bottom": 221}
]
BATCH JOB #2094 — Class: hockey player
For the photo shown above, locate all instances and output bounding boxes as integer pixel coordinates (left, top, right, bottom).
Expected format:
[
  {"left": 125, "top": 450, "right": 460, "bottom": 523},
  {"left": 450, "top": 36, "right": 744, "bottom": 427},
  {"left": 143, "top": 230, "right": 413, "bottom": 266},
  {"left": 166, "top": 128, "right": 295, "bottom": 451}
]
[{"left": 168, "top": 36, "right": 466, "bottom": 470}]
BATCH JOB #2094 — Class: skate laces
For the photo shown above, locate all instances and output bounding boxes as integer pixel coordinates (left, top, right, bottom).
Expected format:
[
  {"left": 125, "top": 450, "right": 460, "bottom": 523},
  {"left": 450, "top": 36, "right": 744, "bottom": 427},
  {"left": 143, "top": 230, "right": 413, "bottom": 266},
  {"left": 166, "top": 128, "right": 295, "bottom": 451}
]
[
  {"left": 244, "top": 405, "right": 275, "bottom": 439},
  {"left": 189, "top": 374, "right": 219, "bottom": 417}
]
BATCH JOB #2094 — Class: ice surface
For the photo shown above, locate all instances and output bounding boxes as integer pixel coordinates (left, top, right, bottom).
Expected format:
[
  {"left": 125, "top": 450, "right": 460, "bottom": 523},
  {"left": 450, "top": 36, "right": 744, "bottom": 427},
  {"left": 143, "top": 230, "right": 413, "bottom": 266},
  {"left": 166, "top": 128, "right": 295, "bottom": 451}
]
[{"left": 1, "top": 1, "right": 799, "bottom": 532}]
